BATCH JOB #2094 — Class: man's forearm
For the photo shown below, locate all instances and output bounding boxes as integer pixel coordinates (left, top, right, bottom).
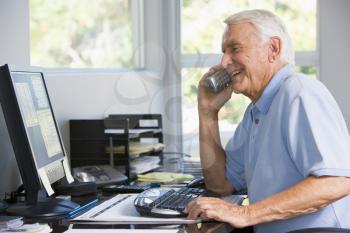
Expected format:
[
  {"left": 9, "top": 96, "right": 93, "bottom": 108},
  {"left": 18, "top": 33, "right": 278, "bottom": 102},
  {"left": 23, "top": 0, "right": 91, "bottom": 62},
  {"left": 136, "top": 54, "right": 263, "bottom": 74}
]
[
  {"left": 244, "top": 176, "right": 350, "bottom": 226},
  {"left": 199, "top": 113, "right": 233, "bottom": 195}
]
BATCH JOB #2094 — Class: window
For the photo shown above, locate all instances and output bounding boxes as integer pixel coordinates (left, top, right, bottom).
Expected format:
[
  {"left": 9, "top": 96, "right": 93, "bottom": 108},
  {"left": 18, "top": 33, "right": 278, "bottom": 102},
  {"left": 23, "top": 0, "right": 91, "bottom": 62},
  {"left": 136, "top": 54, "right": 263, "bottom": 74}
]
[
  {"left": 30, "top": 0, "right": 139, "bottom": 68},
  {"left": 181, "top": 0, "right": 317, "bottom": 156},
  {"left": 182, "top": 0, "right": 316, "bottom": 53}
]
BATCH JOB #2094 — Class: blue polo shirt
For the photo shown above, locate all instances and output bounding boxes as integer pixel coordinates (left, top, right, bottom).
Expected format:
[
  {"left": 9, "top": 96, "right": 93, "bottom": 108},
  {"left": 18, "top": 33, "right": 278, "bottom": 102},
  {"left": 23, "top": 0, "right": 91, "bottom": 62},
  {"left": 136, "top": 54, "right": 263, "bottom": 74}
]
[{"left": 225, "top": 64, "right": 350, "bottom": 233}]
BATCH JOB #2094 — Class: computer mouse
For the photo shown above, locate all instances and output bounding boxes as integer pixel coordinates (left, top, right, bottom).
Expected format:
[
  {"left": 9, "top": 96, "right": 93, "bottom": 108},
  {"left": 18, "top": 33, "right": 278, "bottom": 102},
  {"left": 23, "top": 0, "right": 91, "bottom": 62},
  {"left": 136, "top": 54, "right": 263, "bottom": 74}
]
[{"left": 187, "top": 176, "right": 206, "bottom": 189}]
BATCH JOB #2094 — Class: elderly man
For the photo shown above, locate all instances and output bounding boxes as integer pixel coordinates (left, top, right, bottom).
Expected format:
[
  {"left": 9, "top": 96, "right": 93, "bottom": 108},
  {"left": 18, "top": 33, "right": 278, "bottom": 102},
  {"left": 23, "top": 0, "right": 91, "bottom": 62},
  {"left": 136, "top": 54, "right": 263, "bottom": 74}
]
[{"left": 185, "top": 9, "right": 350, "bottom": 233}]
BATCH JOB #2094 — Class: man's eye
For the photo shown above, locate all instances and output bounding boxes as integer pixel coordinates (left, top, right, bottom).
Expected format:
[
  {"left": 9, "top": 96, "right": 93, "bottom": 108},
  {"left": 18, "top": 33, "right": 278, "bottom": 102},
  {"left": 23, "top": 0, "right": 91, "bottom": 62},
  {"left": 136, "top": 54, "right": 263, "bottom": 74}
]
[{"left": 232, "top": 47, "right": 240, "bottom": 52}]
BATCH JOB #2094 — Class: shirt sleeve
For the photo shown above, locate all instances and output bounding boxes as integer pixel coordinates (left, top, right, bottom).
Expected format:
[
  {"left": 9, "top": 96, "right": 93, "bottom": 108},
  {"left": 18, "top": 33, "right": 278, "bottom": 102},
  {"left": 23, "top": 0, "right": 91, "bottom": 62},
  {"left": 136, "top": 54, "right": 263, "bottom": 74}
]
[
  {"left": 225, "top": 123, "right": 248, "bottom": 191},
  {"left": 286, "top": 85, "right": 350, "bottom": 178}
]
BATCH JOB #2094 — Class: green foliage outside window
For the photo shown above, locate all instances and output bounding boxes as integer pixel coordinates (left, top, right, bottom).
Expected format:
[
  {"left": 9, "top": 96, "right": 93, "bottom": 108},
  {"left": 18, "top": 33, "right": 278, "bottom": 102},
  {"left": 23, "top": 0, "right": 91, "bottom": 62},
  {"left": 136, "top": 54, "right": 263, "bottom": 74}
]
[
  {"left": 30, "top": 0, "right": 133, "bottom": 68},
  {"left": 182, "top": 0, "right": 316, "bottom": 54},
  {"left": 295, "top": 66, "right": 317, "bottom": 78}
]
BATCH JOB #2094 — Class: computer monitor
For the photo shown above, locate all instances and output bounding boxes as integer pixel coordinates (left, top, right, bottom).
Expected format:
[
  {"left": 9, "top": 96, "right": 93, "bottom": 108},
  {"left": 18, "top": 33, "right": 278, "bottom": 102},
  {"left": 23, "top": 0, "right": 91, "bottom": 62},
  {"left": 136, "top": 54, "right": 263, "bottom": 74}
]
[{"left": 0, "top": 64, "right": 79, "bottom": 217}]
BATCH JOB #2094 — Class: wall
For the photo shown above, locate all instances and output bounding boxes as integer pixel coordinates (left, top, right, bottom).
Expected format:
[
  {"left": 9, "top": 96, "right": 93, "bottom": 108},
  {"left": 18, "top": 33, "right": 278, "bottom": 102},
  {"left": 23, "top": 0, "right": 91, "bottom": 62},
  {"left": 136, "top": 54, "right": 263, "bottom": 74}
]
[
  {"left": 44, "top": 70, "right": 164, "bottom": 157},
  {"left": 0, "top": 0, "right": 30, "bottom": 199},
  {"left": 0, "top": 0, "right": 30, "bottom": 65},
  {"left": 318, "top": 0, "right": 350, "bottom": 129}
]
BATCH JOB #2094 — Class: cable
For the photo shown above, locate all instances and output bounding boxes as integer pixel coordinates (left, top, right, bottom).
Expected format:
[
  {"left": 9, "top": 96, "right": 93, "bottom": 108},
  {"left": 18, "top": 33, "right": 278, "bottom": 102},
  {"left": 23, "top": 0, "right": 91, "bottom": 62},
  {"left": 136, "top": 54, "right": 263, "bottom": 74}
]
[
  {"left": 0, "top": 200, "right": 8, "bottom": 213},
  {"left": 3, "top": 184, "right": 25, "bottom": 204}
]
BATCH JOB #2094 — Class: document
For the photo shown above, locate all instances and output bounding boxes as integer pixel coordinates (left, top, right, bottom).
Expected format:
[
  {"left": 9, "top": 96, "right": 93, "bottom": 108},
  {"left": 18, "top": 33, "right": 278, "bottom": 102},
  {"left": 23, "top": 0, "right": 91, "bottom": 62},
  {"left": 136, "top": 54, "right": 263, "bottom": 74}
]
[
  {"left": 130, "top": 156, "right": 161, "bottom": 174},
  {"left": 104, "top": 129, "right": 162, "bottom": 135},
  {"left": 0, "top": 223, "right": 51, "bottom": 233},
  {"left": 37, "top": 168, "right": 54, "bottom": 196},
  {"left": 137, "top": 172, "right": 194, "bottom": 183},
  {"left": 0, "top": 216, "right": 23, "bottom": 229},
  {"left": 106, "top": 142, "right": 165, "bottom": 156},
  {"left": 67, "top": 194, "right": 200, "bottom": 225}
]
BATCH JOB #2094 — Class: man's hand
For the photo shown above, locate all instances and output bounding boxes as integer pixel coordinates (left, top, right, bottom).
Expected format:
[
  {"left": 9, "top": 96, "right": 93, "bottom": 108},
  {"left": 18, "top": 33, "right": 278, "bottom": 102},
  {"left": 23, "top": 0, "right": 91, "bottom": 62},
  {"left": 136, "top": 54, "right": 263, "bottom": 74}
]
[
  {"left": 198, "top": 65, "right": 233, "bottom": 118},
  {"left": 184, "top": 197, "right": 250, "bottom": 228},
  {"left": 184, "top": 177, "right": 350, "bottom": 229}
]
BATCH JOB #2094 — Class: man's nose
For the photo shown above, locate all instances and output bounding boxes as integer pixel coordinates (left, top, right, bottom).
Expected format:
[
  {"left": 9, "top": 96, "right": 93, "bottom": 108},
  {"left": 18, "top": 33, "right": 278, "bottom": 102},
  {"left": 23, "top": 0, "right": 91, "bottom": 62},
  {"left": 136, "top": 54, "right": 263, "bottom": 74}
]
[{"left": 220, "top": 53, "right": 232, "bottom": 69}]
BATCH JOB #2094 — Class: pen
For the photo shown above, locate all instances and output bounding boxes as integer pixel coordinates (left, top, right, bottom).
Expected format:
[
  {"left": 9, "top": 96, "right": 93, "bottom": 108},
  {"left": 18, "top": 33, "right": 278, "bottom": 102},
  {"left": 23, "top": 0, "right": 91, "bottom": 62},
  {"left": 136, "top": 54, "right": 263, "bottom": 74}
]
[{"left": 64, "top": 199, "right": 99, "bottom": 220}]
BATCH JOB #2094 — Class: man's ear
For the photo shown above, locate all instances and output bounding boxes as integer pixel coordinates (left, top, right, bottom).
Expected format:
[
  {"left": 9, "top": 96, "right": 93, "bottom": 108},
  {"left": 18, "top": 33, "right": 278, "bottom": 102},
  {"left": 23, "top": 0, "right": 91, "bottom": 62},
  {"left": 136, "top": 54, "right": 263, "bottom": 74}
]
[{"left": 268, "top": 36, "right": 281, "bottom": 63}]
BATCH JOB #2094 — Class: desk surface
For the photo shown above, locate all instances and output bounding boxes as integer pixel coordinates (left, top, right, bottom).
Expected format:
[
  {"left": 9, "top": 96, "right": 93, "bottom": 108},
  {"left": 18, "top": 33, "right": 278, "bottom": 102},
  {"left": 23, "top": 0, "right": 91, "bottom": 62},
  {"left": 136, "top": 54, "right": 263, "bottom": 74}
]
[
  {"left": 39, "top": 192, "right": 236, "bottom": 233},
  {"left": 3, "top": 190, "right": 235, "bottom": 233},
  {"left": 64, "top": 222, "right": 233, "bottom": 233},
  {"left": 3, "top": 159, "right": 244, "bottom": 233}
]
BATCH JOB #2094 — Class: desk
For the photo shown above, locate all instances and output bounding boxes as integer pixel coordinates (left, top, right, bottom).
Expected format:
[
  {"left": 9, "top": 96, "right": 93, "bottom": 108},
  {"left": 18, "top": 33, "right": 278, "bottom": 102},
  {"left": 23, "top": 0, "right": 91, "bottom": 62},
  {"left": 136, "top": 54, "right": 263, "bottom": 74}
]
[
  {"left": 48, "top": 191, "right": 253, "bottom": 233},
  {"left": 64, "top": 222, "right": 253, "bottom": 233},
  {"left": 4, "top": 194, "right": 253, "bottom": 232},
  {"left": 4, "top": 160, "right": 252, "bottom": 233},
  {"left": 64, "top": 221, "right": 234, "bottom": 233},
  {"left": 9, "top": 191, "right": 238, "bottom": 233}
]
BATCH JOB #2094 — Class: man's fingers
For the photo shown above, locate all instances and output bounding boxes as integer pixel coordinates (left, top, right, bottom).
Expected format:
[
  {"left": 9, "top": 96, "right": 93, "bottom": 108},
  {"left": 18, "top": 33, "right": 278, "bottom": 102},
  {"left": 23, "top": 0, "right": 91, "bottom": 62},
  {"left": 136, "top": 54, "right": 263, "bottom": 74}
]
[
  {"left": 199, "top": 211, "right": 210, "bottom": 220},
  {"left": 184, "top": 199, "right": 196, "bottom": 214},
  {"left": 203, "top": 64, "right": 223, "bottom": 79},
  {"left": 190, "top": 206, "right": 216, "bottom": 221},
  {"left": 186, "top": 199, "right": 205, "bottom": 220},
  {"left": 188, "top": 206, "right": 203, "bottom": 220},
  {"left": 202, "top": 209, "right": 219, "bottom": 221},
  {"left": 209, "top": 64, "right": 223, "bottom": 73},
  {"left": 186, "top": 198, "right": 218, "bottom": 220}
]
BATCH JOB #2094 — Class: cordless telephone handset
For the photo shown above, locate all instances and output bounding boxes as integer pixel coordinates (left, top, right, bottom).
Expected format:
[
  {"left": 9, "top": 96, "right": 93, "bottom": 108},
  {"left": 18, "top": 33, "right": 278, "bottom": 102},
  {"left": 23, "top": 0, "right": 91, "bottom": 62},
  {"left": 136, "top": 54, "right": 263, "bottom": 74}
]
[{"left": 205, "top": 68, "right": 231, "bottom": 93}]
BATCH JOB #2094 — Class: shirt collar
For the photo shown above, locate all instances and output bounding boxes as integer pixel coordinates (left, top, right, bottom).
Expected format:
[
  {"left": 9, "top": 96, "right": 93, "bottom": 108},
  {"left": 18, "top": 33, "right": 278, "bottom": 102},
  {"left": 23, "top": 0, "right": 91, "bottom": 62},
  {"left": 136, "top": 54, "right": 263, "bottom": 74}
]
[{"left": 254, "top": 64, "right": 295, "bottom": 114}]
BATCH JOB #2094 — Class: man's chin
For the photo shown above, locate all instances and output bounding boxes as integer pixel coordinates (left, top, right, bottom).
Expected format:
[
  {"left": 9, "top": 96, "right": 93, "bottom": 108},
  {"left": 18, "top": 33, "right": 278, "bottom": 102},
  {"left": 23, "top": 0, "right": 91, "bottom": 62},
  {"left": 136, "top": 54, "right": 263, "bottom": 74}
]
[
  {"left": 232, "top": 89, "right": 241, "bottom": 94},
  {"left": 231, "top": 85, "right": 244, "bottom": 95}
]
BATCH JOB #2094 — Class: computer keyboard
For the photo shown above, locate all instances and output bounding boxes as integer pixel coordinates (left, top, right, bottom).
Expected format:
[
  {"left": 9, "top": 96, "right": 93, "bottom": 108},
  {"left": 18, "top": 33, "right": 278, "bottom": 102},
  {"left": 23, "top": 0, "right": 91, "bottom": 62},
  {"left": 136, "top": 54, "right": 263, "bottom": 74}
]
[
  {"left": 134, "top": 187, "right": 206, "bottom": 218},
  {"left": 134, "top": 187, "right": 245, "bottom": 218}
]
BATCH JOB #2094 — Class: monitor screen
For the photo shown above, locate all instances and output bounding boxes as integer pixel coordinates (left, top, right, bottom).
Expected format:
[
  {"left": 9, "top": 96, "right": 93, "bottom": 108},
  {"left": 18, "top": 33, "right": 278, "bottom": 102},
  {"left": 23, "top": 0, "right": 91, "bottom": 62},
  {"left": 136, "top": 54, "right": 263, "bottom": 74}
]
[{"left": 11, "top": 72, "right": 64, "bottom": 169}]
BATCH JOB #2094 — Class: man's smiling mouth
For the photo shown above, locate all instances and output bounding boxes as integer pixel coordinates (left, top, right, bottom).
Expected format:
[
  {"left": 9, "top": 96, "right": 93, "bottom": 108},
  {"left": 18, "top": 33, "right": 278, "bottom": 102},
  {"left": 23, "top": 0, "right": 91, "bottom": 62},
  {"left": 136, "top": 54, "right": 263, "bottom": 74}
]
[{"left": 231, "top": 70, "right": 242, "bottom": 79}]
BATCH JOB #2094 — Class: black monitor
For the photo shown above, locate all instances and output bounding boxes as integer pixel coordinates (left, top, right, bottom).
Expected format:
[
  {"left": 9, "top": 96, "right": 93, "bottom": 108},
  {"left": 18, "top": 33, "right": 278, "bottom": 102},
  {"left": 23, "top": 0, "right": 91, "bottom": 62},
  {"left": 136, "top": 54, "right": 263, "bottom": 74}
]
[{"left": 0, "top": 64, "right": 79, "bottom": 218}]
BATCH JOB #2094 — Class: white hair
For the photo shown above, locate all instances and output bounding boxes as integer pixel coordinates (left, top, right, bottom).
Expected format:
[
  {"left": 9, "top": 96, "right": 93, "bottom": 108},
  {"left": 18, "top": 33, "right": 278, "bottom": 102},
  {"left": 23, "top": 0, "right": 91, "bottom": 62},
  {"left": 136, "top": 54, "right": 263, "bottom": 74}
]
[{"left": 224, "top": 9, "right": 295, "bottom": 65}]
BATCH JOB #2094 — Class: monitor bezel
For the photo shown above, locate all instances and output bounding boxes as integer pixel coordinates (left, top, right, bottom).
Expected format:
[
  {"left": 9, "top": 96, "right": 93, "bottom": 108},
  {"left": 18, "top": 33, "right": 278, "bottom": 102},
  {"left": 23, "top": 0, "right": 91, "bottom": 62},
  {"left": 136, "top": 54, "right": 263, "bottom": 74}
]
[{"left": 0, "top": 64, "right": 68, "bottom": 203}]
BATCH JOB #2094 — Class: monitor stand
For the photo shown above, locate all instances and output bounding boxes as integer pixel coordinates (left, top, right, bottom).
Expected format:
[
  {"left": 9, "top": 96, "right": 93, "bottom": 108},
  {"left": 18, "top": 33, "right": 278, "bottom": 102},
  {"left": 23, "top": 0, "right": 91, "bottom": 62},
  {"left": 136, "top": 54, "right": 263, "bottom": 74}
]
[{"left": 6, "top": 198, "right": 79, "bottom": 218}]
